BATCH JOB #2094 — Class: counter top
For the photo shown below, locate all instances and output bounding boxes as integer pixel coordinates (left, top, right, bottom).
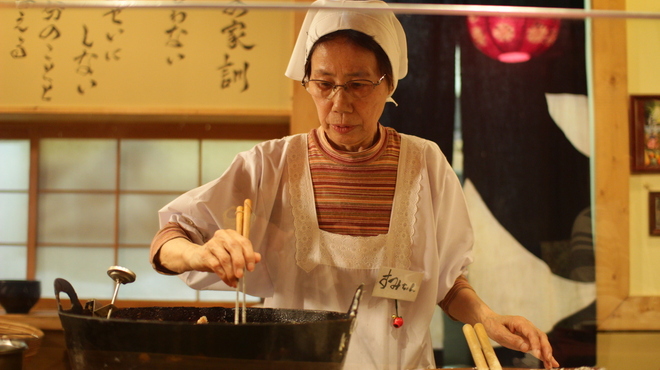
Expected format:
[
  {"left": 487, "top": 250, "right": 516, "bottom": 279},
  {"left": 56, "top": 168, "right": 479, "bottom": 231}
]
[{"left": 0, "top": 310, "right": 62, "bottom": 330}]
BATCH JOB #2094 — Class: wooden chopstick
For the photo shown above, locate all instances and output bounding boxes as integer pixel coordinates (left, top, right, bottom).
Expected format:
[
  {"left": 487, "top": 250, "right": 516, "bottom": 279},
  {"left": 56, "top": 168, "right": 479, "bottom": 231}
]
[
  {"left": 474, "top": 323, "right": 503, "bottom": 370},
  {"left": 242, "top": 199, "right": 251, "bottom": 239},
  {"left": 236, "top": 206, "right": 244, "bottom": 235},
  {"left": 234, "top": 205, "right": 243, "bottom": 325},
  {"left": 463, "top": 324, "right": 489, "bottom": 370},
  {"left": 234, "top": 199, "right": 252, "bottom": 325},
  {"left": 463, "top": 323, "right": 503, "bottom": 370}
]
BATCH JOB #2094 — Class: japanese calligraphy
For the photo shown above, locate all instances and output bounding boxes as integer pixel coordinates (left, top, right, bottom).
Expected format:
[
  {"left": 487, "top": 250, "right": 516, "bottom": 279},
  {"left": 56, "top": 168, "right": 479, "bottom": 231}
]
[
  {"left": 102, "top": 8, "right": 123, "bottom": 61},
  {"left": 39, "top": 1, "right": 63, "bottom": 101},
  {"left": 165, "top": 3, "right": 188, "bottom": 65},
  {"left": 74, "top": 24, "right": 98, "bottom": 94},
  {"left": 10, "top": 7, "right": 32, "bottom": 59},
  {"left": 3, "top": 2, "right": 280, "bottom": 103},
  {"left": 221, "top": 1, "right": 254, "bottom": 50},
  {"left": 74, "top": 8, "right": 124, "bottom": 95},
  {"left": 217, "top": 53, "right": 249, "bottom": 92},
  {"left": 221, "top": 19, "right": 255, "bottom": 51},
  {"left": 217, "top": 0, "right": 254, "bottom": 92}
]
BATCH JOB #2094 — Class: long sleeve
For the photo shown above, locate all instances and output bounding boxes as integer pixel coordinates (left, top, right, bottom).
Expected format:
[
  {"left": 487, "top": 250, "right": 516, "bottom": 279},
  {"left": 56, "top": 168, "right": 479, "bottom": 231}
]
[
  {"left": 149, "top": 222, "right": 194, "bottom": 275},
  {"left": 439, "top": 275, "right": 475, "bottom": 320}
]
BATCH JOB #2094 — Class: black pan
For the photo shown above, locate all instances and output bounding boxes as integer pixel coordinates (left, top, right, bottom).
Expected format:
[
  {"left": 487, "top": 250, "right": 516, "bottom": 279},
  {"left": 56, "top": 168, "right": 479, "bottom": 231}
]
[{"left": 55, "top": 278, "right": 362, "bottom": 370}]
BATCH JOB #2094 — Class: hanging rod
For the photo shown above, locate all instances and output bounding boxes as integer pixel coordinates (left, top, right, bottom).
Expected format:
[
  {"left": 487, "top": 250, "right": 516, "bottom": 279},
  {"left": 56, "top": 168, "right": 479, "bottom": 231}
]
[{"left": 0, "top": 0, "right": 658, "bottom": 21}]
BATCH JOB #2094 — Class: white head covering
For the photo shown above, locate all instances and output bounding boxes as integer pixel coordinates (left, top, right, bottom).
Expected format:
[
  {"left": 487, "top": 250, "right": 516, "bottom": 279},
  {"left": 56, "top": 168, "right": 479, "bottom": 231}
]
[{"left": 285, "top": 0, "right": 408, "bottom": 103}]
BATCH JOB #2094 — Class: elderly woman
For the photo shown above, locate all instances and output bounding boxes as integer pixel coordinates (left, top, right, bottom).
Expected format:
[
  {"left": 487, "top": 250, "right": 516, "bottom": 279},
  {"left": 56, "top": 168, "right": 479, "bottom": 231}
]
[{"left": 149, "top": 1, "right": 558, "bottom": 369}]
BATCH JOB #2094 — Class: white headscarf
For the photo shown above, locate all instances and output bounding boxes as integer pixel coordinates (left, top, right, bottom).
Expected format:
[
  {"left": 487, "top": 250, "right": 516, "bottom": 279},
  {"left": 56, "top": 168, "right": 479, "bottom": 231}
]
[{"left": 285, "top": 0, "right": 408, "bottom": 103}]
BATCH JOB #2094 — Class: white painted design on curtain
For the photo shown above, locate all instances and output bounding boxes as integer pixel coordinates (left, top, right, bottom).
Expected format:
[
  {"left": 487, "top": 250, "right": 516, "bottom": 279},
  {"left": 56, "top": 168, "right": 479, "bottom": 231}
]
[
  {"left": 546, "top": 93, "right": 590, "bottom": 157},
  {"left": 463, "top": 179, "right": 595, "bottom": 335}
]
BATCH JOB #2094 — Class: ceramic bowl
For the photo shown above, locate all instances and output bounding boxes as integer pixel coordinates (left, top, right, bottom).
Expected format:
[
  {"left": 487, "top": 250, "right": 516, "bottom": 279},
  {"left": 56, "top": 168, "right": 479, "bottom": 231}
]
[{"left": 0, "top": 280, "right": 41, "bottom": 314}]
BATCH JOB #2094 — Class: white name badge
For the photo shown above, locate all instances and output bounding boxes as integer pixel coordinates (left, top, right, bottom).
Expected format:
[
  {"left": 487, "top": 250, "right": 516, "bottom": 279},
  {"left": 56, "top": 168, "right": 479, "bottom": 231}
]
[{"left": 372, "top": 267, "right": 423, "bottom": 302}]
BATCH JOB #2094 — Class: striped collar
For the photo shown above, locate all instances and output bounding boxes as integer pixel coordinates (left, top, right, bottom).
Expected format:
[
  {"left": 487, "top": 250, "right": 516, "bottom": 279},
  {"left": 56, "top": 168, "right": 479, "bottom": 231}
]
[{"left": 312, "top": 124, "right": 388, "bottom": 164}]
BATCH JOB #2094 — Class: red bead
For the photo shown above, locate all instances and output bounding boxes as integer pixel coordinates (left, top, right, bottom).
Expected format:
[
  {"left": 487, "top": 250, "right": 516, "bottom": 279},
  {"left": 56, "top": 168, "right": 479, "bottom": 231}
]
[{"left": 392, "top": 316, "right": 404, "bottom": 328}]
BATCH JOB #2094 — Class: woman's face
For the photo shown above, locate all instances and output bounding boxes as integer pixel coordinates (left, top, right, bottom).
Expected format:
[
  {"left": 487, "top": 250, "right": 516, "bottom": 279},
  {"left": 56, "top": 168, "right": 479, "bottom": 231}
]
[{"left": 308, "top": 37, "right": 390, "bottom": 152}]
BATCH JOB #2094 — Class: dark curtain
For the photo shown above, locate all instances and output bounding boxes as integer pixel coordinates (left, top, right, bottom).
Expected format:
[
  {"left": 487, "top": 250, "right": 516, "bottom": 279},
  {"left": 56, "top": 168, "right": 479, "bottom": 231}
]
[
  {"left": 384, "top": 0, "right": 589, "bottom": 258},
  {"left": 458, "top": 14, "right": 594, "bottom": 368},
  {"left": 459, "top": 17, "right": 590, "bottom": 258},
  {"left": 380, "top": 4, "right": 458, "bottom": 163}
]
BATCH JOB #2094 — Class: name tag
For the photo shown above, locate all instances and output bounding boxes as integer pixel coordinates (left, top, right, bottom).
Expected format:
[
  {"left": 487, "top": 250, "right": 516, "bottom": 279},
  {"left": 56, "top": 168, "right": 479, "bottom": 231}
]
[{"left": 372, "top": 267, "right": 423, "bottom": 302}]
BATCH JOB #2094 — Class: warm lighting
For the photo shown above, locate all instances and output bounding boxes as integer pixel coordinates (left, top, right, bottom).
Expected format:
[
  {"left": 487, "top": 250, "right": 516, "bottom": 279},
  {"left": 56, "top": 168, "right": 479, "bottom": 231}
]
[{"left": 467, "top": 16, "right": 561, "bottom": 63}]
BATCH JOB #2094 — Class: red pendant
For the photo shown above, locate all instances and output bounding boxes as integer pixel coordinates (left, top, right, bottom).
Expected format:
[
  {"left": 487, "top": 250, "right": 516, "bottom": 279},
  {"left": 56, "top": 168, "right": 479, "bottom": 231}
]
[{"left": 392, "top": 315, "right": 404, "bottom": 328}]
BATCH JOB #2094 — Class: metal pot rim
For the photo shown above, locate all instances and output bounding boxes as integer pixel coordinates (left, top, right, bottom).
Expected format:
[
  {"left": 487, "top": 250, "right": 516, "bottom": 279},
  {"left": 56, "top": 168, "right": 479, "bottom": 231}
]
[{"left": 58, "top": 307, "right": 352, "bottom": 326}]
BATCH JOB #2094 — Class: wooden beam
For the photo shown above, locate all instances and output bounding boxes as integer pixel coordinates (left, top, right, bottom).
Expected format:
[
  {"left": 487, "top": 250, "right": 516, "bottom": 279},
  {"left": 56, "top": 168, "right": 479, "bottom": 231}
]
[
  {"left": 0, "top": 119, "right": 289, "bottom": 140},
  {"left": 592, "top": 0, "right": 660, "bottom": 330},
  {"left": 26, "top": 138, "right": 39, "bottom": 280}
]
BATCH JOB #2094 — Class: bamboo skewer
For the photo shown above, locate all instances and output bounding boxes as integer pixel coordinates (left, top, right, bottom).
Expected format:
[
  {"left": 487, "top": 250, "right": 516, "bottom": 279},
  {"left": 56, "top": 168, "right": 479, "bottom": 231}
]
[
  {"left": 241, "top": 199, "right": 251, "bottom": 324},
  {"left": 474, "top": 323, "right": 503, "bottom": 370},
  {"left": 234, "top": 199, "right": 252, "bottom": 325},
  {"left": 462, "top": 324, "right": 489, "bottom": 370}
]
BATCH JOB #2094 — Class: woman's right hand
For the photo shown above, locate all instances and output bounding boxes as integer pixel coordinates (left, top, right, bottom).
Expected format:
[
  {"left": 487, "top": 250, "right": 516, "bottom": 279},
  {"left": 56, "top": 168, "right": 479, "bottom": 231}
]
[
  {"left": 184, "top": 229, "right": 262, "bottom": 287},
  {"left": 160, "top": 229, "right": 262, "bottom": 287}
]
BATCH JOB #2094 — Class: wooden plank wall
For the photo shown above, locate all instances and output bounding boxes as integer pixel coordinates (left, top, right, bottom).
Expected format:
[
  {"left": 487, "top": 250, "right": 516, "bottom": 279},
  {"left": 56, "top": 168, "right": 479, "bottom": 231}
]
[{"left": 592, "top": 0, "right": 660, "bottom": 330}]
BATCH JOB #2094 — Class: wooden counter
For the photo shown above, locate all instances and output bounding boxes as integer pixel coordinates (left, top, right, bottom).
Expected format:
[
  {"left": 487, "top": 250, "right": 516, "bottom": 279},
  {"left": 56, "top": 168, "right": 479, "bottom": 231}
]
[
  {"left": 1, "top": 310, "right": 62, "bottom": 331},
  {"left": 1, "top": 309, "right": 69, "bottom": 370}
]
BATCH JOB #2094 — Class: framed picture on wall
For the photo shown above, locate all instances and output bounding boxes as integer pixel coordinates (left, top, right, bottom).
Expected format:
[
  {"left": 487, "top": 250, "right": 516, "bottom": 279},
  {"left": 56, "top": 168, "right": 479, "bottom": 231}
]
[
  {"left": 630, "top": 95, "right": 660, "bottom": 172},
  {"left": 649, "top": 192, "right": 660, "bottom": 236}
]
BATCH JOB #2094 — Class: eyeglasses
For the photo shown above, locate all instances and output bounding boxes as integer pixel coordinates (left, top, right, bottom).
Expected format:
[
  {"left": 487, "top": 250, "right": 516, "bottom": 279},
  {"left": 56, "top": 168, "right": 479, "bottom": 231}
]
[{"left": 302, "top": 74, "right": 386, "bottom": 100}]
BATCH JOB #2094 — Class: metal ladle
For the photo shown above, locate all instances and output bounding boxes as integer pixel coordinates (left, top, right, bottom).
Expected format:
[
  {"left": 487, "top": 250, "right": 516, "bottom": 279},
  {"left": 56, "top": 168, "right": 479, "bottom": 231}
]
[{"left": 106, "top": 266, "right": 136, "bottom": 319}]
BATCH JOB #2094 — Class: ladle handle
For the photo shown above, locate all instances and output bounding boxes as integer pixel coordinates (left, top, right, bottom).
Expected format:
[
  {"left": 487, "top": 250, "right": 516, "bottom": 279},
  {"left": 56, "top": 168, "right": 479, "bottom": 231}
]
[
  {"left": 107, "top": 281, "right": 122, "bottom": 319},
  {"left": 54, "top": 278, "right": 84, "bottom": 314}
]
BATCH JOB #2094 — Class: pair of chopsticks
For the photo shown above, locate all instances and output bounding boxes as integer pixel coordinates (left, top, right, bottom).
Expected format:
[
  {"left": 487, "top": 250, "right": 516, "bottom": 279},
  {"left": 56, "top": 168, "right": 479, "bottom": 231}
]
[
  {"left": 234, "top": 199, "right": 252, "bottom": 325},
  {"left": 463, "top": 323, "right": 502, "bottom": 370}
]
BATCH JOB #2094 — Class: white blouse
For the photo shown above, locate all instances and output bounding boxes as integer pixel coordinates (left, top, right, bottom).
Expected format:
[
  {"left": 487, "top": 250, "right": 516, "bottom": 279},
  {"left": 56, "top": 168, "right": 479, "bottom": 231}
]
[{"left": 157, "top": 132, "right": 474, "bottom": 370}]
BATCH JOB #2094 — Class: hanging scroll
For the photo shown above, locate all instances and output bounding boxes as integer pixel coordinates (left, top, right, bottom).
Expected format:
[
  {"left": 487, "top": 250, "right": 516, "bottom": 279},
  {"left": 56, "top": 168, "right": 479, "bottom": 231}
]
[{"left": 0, "top": 0, "right": 293, "bottom": 114}]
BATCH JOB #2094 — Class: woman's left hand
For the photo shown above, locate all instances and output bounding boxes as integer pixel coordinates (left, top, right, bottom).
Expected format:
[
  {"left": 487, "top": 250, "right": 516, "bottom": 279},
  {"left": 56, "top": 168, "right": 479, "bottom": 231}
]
[{"left": 481, "top": 314, "right": 559, "bottom": 369}]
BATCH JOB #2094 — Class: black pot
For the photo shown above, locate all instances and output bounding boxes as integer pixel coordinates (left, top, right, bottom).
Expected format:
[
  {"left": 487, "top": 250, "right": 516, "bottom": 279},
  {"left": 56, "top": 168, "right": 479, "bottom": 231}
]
[{"left": 55, "top": 278, "right": 362, "bottom": 370}]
